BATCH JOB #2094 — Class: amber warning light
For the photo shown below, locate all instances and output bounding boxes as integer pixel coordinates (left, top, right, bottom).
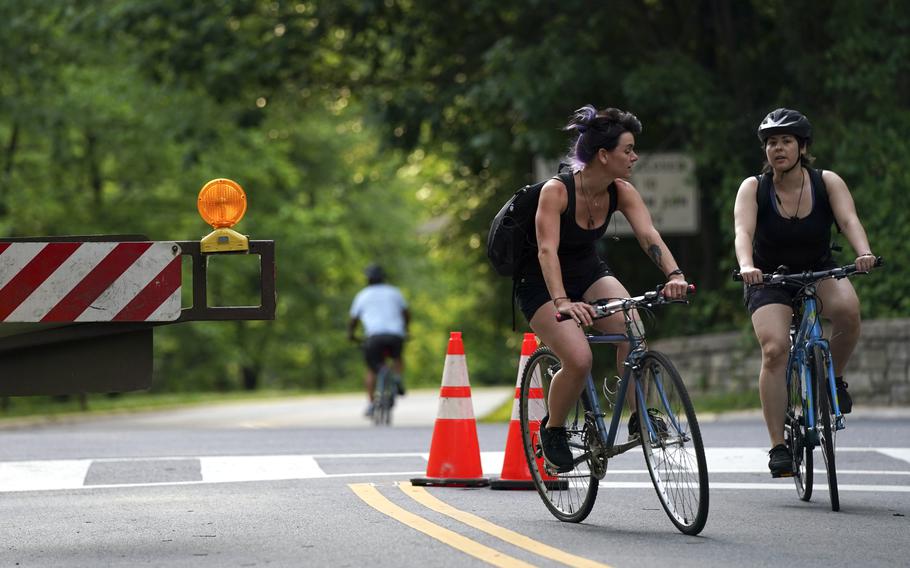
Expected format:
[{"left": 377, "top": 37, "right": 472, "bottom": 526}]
[{"left": 198, "top": 178, "right": 250, "bottom": 253}]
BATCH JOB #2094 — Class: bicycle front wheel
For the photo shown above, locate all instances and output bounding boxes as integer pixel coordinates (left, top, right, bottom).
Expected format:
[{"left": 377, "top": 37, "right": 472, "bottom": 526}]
[
  {"left": 636, "top": 351, "right": 709, "bottom": 535},
  {"left": 813, "top": 347, "right": 839, "bottom": 511},
  {"left": 786, "top": 359, "right": 813, "bottom": 501},
  {"left": 518, "top": 346, "right": 598, "bottom": 523}
]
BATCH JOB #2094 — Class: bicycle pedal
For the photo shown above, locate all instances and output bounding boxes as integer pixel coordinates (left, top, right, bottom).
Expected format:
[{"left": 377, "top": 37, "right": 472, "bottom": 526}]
[{"left": 771, "top": 471, "right": 795, "bottom": 479}]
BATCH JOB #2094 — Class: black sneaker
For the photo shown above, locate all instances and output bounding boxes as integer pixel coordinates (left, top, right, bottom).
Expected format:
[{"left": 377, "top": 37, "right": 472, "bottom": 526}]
[
  {"left": 835, "top": 377, "right": 852, "bottom": 414},
  {"left": 768, "top": 444, "right": 793, "bottom": 478},
  {"left": 628, "top": 408, "right": 670, "bottom": 441},
  {"left": 539, "top": 415, "right": 574, "bottom": 473}
]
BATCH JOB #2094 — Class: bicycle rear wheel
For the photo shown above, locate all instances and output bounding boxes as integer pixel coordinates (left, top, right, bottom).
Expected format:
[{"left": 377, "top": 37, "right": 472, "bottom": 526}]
[
  {"left": 786, "top": 359, "right": 813, "bottom": 500},
  {"left": 636, "top": 351, "right": 709, "bottom": 535},
  {"left": 813, "top": 347, "right": 839, "bottom": 511},
  {"left": 373, "top": 366, "right": 394, "bottom": 426},
  {"left": 518, "top": 346, "right": 598, "bottom": 523}
]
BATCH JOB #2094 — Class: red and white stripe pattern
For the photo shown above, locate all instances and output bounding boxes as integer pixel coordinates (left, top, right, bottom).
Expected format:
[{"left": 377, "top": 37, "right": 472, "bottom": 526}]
[
  {"left": 435, "top": 332, "right": 477, "bottom": 420},
  {"left": 0, "top": 242, "right": 182, "bottom": 322},
  {"left": 511, "top": 333, "right": 544, "bottom": 422}
]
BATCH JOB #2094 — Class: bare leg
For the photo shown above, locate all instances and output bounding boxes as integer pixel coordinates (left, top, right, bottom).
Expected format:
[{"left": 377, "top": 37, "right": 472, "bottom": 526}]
[
  {"left": 817, "top": 278, "right": 861, "bottom": 376},
  {"left": 529, "top": 275, "right": 638, "bottom": 427},
  {"left": 365, "top": 369, "right": 377, "bottom": 403},
  {"left": 529, "top": 303, "right": 592, "bottom": 427},
  {"left": 751, "top": 304, "right": 793, "bottom": 447},
  {"left": 583, "top": 276, "right": 638, "bottom": 411}
]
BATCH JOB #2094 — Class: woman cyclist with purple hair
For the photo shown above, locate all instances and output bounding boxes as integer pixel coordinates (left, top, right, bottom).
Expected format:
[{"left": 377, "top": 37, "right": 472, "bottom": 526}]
[{"left": 517, "top": 105, "right": 689, "bottom": 472}]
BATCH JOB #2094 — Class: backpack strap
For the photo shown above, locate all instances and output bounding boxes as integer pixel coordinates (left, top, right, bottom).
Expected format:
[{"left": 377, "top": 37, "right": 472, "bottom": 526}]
[
  {"left": 755, "top": 172, "right": 771, "bottom": 215},
  {"left": 557, "top": 171, "right": 574, "bottom": 212},
  {"left": 808, "top": 168, "right": 840, "bottom": 233}
]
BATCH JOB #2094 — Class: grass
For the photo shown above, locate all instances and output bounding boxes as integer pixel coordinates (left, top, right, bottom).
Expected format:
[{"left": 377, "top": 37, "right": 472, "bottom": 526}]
[{"left": 0, "top": 389, "right": 331, "bottom": 423}]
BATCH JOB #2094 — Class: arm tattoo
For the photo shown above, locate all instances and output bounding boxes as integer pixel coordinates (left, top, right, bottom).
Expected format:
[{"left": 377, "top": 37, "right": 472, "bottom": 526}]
[{"left": 648, "top": 244, "right": 663, "bottom": 269}]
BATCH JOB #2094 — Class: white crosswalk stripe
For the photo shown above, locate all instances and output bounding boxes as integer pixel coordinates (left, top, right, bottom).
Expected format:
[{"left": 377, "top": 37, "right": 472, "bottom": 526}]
[{"left": 1, "top": 448, "right": 908, "bottom": 494}]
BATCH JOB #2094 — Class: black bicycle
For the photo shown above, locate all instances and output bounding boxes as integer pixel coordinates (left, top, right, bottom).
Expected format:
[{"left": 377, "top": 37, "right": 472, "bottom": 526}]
[
  {"left": 518, "top": 284, "right": 709, "bottom": 534},
  {"left": 352, "top": 337, "right": 404, "bottom": 426},
  {"left": 734, "top": 258, "right": 882, "bottom": 511},
  {"left": 371, "top": 352, "right": 401, "bottom": 426}
]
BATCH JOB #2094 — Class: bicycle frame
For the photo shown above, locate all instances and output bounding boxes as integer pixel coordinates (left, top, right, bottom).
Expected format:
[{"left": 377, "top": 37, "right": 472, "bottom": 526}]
[
  {"left": 788, "top": 287, "right": 844, "bottom": 439},
  {"left": 579, "top": 315, "right": 677, "bottom": 457}
]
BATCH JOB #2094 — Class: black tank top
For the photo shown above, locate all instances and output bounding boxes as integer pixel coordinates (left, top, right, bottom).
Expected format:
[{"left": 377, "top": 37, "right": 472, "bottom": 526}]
[
  {"left": 520, "top": 174, "right": 616, "bottom": 280},
  {"left": 753, "top": 168, "right": 834, "bottom": 272}
]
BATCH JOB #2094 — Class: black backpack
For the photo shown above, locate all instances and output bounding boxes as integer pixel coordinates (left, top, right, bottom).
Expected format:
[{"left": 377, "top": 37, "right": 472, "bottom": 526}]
[{"left": 486, "top": 172, "right": 573, "bottom": 277}]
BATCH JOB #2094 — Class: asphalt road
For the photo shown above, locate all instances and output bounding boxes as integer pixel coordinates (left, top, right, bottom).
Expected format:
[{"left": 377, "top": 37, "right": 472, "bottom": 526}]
[{"left": 1, "top": 392, "right": 909, "bottom": 567}]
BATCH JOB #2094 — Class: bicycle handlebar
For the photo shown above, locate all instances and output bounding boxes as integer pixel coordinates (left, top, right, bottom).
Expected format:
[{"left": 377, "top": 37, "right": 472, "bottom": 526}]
[
  {"left": 732, "top": 256, "right": 884, "bottom": 285},
  {"left": 555, "top": 284, "right": 695, "bottom": 323}
]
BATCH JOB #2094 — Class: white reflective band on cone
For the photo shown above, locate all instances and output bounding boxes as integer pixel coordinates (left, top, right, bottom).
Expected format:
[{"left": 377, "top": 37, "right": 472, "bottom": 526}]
[{"left": 436, "top": 397, "right": 477, "bottom": 420}]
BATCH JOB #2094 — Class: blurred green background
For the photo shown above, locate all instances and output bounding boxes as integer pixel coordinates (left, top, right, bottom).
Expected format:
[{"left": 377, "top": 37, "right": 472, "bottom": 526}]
[{"left": 1, "top": 1, "right": 907, "bottom": 406}]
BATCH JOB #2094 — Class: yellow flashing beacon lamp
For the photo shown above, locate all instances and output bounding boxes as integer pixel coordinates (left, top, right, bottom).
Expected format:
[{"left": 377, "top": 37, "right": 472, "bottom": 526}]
[{"left": 198, "top": 178, "right": 250, "bottom": 253}]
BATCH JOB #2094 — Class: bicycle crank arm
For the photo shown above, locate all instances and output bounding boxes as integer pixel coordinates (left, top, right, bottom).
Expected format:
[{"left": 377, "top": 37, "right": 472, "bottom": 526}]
[{"left": 607, "top": 438, "right": 642, "bottom": 458}]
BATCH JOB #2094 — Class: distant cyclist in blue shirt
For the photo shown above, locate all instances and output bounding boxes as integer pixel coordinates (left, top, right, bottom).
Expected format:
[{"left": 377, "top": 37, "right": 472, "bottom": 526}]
[{"left": 348, "top": 264, "right": 410, "bottom": 417}]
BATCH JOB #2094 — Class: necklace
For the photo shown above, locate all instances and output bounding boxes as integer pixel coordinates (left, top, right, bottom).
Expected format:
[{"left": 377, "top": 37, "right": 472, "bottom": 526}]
[
  {"left": 579, "top": 171, "right": 605, "bottom": 229},
  {"left": 773, "top": 167, "right": 806, "bottom": 222}
]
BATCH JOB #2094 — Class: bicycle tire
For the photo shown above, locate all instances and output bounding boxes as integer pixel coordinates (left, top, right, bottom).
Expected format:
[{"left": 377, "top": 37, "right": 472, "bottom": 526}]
[
  {"left": 636, "top": 351, "right": 709, "bottom": 535},
  {"left": 518, "top": 346, "right": 598, "bottom": 523},
  {"left": 373, "top": 366, "right": 394, "bottom": 426},
  {"left": 813, "top": 346, "right": 839, "bottom": 511},
  {"left": 786, "top": 358, "right": 813, "bottom": 501}
]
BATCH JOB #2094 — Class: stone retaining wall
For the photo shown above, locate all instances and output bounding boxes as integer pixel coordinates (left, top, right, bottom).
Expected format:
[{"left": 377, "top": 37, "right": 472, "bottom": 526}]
[{"left": 651, "top": 318, "right": 910, "bottom": 405}]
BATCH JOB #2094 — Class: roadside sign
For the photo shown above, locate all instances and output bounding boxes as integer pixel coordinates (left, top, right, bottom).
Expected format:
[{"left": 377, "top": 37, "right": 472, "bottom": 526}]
[{"left": 534, "top": 153, "right": 700, "bottom": 236}]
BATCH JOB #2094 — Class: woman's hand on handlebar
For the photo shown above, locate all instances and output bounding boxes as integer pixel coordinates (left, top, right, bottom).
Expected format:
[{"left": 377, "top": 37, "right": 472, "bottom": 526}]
[
  {"left": 855, "top": 253, "right": 877, "bottom": 273},
  {"left": 554, "top": 297, "right": 596, "bottom": 327},
  {"left": 661, "top": 276, "right": 690, "bottom": 300},
  {"left": 737, "top": 265, "right": 764, "bottom": 286}
]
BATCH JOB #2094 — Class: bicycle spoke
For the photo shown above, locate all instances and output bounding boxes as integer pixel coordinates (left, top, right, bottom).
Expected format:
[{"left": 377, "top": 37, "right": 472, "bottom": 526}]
[
  {"left": 813, "top": 347, "right": 839, "bottom": 511},
  {"left": 637, "top": 352, "right": 709, "bottom": 535},
  {"left": 787, "top": 359, "right": 813, "bottom": 500},
  {"left": 518, "top": 347, "right": 598, "bottom": 523}
]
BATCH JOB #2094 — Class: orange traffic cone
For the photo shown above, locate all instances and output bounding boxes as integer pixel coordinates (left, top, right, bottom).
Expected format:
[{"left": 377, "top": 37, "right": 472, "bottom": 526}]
[
  {"left": 411, "top": 332, "right": 489, "bottom": 487},
  {"left": 491, "top": 333, "right": 564, "bottom": 490}
]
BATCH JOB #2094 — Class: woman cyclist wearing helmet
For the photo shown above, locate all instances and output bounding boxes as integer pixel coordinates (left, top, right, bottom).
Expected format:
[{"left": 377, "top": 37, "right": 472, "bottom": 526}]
[{"left": 733, "top": 108, "right": 876, "bottom": 477}]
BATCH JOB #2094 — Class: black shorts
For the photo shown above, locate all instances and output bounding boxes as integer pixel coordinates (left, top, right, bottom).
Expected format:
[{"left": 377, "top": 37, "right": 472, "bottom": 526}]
[
  {"left": 515, "top": 261, "right": 613, "bottom": 322},
  {"left": 743, "top": 261, "right": 838, "bottom": 314},
  {"left": 744, "top": 284, "right": 802, "bottom": 314},
  {"left": 363, "top": 334, "right": 404, "bottom": 372}
]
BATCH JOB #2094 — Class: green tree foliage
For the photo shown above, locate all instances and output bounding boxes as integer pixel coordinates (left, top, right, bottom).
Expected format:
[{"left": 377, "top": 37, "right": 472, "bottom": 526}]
[{"left": 2, "top": 0, "right": 907, "bottom": 394}]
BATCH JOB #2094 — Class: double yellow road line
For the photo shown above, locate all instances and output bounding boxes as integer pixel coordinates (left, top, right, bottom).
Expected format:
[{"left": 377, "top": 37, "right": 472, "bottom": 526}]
[{"left": 349, "top": 482, "right": 612, "bottom": 568}]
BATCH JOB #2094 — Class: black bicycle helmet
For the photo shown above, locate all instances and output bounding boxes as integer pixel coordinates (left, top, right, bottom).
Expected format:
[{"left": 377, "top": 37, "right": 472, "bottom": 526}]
[
  {"left": 757, "top": 108, "right": 812, "bottom": 145},
  {"left": 365, "top": 263, "right": 386, "bottom": 283}
]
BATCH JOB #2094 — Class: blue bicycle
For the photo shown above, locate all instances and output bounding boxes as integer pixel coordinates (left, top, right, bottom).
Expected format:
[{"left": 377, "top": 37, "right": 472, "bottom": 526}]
[
  {"left": 735, "top": 258, "right": 882, "bottom": 511},
  {"left": 518, "top": 284, "right": 709, "bottom": 534}
]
